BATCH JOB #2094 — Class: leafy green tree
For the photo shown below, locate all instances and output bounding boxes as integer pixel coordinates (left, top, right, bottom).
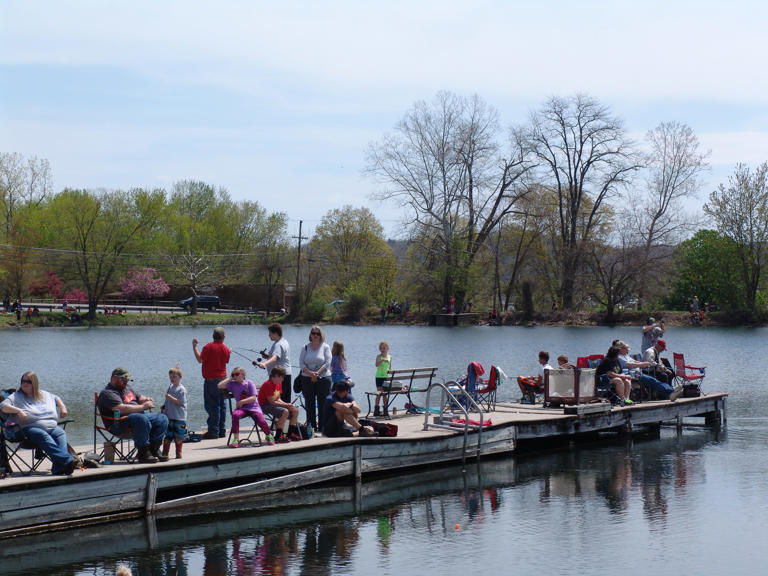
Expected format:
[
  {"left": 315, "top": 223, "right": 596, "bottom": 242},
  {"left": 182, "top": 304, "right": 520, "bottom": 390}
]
[
  {"left": 666, "top": 229, "right": 744, "bottom": 310},
  {"left": 704, "top": 162, "right": 768, "bottom": 313},
  {"left": 40, "top": 188, "right": 165, "bottom": 318}
]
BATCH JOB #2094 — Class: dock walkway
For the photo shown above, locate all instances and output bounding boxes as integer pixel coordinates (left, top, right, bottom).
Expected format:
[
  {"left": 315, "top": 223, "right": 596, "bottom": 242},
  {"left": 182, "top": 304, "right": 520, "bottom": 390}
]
[{"left": 0, "top": 394, "right": 726, "bottom": 537}]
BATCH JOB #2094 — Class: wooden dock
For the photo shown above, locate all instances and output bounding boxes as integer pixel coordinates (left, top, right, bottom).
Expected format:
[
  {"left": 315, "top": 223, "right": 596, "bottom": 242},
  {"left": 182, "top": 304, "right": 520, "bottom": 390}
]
[{"left": 0, "top": 394, "right": 726, "bottom": 537}]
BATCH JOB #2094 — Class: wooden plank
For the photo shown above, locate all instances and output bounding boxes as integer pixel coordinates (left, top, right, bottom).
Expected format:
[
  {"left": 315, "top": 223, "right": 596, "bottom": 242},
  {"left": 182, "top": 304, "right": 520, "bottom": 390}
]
[
  {"left": 563, "top": 403, "right": 612, "bottom": 416},
  {"left": 154, "top": 461, "right": 354, "bottom": 512}
]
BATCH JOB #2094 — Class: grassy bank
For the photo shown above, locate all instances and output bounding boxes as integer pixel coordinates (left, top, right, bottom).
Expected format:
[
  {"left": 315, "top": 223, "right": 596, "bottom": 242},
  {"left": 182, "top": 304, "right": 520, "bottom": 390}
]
[{"left": 0, "top": 311, "right": 281, "bottom": 329}]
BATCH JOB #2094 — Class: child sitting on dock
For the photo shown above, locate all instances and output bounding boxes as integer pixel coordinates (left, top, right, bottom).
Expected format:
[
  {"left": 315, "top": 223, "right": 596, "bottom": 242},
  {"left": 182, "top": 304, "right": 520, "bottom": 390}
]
[
  {"left": 218, "top": 367, "right": 275, "bottom": 447},
  {"left": 374, "top": 341, "right": 391, "bottom": 416},
  {"left": 516, "top": 350, "right": 552, "bottom": 404},
  {"left": 258, "top": 366, "right": 302, "bottom": 442},
  {"left": 331, "top": 341, "right": 351, "bottom": 384},
  {"left": 162, "top": 365, "right": 188, "bottom": 459},
  {"left": 322, "top": 380, "right": 375, "bottom": 437}
]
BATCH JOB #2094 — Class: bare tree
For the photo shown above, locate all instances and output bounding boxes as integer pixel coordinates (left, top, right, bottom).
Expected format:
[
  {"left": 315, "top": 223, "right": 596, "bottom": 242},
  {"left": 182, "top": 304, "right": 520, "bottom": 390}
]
[
  {"left": 519, "top": 94, "right": 640, "bottom": 309},
  {"left": 367, "top": 91, "right": 535, "bottom": 309},
  {"left": 630, "top": 121, "right": 709, "bottom": 305},
  {"left": 0, "top": 152, "right": 52, "bottom": 236},
  {"left": 705, "top": 162, "right": 768, "bottom": 313}
]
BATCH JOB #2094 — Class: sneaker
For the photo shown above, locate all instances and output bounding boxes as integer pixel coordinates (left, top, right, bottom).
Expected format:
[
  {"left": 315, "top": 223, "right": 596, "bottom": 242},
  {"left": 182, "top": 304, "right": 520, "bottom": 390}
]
[
  {"left": 275, "top": 435, "right": 290, "bottom": 443},
  {"left": 624, "top": 398, "right": 634, "bottom": 405},
  {"left": 288, "top": 432, "right": 302, "bottom": 442},
  {"left": 202, "top": 432, "right": 219, "bottom": 440},
  {"left": 670, "top": 385, "right": 684, "bottom": 402},
  {"left": 228, "top": 441, "right": 240, "bottom": 448},
  {"left": 373, "top": 406, "right": 381, "bottom": 417},
  {"left": 265, "top": 434, "right": 276, "bottom": 446}
]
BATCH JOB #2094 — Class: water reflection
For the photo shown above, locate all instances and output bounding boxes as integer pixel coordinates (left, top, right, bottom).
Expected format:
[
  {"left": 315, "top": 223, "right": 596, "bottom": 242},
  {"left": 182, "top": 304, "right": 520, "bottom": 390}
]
[{"left": 3, "top": 427, "right": 721, "bottom": 576}]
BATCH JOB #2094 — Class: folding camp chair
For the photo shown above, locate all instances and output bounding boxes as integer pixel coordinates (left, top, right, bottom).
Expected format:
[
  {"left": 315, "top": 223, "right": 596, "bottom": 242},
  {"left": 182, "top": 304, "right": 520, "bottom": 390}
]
[
  {"left": 93, "top": 392, "right": 137, "bottom": 462},
  {"left": 673, "top": 352, "right": 706, "bottom": 397},
  {"left": 475, "top": 365, "right": 502, "bottom": 411},
  {"left": 1, "top": 416, "right": 75, "bottom": 475}
]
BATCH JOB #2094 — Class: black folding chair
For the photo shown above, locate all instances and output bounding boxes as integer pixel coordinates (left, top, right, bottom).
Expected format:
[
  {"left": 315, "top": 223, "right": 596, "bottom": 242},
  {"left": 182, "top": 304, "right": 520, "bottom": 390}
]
[
  {"left": 93, "top": 392, "right": 137, "bottom": 462},
  {"left": 1, "top": 417, "right": 75, "bottom": 475}
]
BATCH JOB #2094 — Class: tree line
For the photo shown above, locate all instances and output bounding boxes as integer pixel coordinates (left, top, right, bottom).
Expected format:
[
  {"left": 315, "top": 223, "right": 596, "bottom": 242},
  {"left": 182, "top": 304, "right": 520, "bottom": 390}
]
[{"left": 2, "top": 92, "right": 768, "bottom": 321}]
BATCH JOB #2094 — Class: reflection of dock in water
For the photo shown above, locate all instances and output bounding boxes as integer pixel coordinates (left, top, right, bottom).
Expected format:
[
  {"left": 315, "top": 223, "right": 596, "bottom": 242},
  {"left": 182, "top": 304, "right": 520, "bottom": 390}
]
[{"left": 0, "top": 394, "right": 726, "bottom": 539}]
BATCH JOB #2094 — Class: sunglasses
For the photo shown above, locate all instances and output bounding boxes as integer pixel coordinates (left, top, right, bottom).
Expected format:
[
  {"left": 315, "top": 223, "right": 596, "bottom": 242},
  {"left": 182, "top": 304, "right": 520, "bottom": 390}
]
[
  {"left": 310, "top": 332, "right": 321, "bottom": 336},
  {"left": 20, "top": 378, "right": 32, "bottom": 384}
]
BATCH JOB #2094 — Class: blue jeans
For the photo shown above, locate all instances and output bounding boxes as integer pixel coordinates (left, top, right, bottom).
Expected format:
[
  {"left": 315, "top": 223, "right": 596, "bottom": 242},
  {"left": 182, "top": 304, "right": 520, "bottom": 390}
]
[
  {"left": 639, "top": 373, "right": 674, "bottom": 398},
  {"left": 204, "top": 378, "right": 226, "bottom": 436},
  {"left": 111, "top": 412, "right": 168, "bottom": 448},
  {"left": 23, "top": 425, "right": 73, "bottom": 474}
]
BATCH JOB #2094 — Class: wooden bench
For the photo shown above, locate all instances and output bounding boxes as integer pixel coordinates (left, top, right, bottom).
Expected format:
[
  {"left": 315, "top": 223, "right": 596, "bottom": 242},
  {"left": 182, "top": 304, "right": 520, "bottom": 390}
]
[{"left": 365, "top": 367, "right": 439, "bottom": 418}]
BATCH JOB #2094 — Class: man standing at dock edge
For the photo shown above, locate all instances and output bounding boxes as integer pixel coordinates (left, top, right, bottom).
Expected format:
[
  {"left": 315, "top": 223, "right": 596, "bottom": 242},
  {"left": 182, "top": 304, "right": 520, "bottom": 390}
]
[{"left": 193, "top": 326, "right": 230, "bottom": 439}]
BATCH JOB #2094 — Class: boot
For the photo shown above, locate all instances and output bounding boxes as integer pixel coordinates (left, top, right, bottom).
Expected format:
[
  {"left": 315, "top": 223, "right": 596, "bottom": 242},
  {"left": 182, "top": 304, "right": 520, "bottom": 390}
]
[
  {"left": 149, "top": 442, "right": 169, "bottom": 462},
  {"left": 137, "top": 446, "right": 157, "bottom": 464},
  {"left": 175, "top": 441, "right": 183, "bottom": 459},
  {"left": 162, "top": 440, "right": 171, "bottom": 459}
]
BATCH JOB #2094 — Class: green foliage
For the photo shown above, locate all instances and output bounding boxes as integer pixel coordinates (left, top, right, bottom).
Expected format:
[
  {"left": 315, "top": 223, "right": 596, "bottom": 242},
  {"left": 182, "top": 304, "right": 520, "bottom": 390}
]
[
  {"left": 666, "top": 229, "right": 744, "bottom": 310},
  {"left": 341, "top": 287, "right": 371, "bottom": 321}
]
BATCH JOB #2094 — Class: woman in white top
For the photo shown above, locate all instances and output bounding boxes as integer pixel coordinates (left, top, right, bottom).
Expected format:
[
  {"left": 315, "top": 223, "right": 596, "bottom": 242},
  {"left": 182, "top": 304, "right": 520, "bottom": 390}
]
[
  {"left": 298, "top": 325, "right": 332, "bottom": 431},
  {"left": 0, "top": 371, "right": 77, "bottom": 475}
]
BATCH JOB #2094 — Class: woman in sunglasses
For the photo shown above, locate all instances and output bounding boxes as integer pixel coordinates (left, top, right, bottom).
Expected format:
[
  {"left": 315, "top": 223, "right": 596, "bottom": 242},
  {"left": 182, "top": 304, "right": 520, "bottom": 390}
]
[
  {"left": 0, "top": 371, "right": 78, "bottom": 475},
  {"left": 298, "top": 325, "right": 332, "bottom": 431}
]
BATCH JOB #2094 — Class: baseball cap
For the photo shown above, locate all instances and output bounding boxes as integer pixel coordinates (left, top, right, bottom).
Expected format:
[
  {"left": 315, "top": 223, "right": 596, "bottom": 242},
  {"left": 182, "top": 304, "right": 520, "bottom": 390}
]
[
  {"left": 111, "top": 367, "right": 133, "bottom": 380},
  {"left": 656, "top": 339, "right": 666, "bottom": 351}
]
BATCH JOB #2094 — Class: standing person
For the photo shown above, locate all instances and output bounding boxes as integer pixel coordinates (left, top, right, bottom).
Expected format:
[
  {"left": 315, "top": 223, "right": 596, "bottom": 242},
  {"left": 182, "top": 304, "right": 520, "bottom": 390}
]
[
  {"left": 218, "top": 366, "right": 275, "bottom": 447},
  {"left": 162, "top": 365, "right": 188, "bottom": 459},
  {"left": 0, "top": 371, "right": 78, "bottom": 475},
  {"left": 373, "top": 342, "right": 391, "bottom": 417},
  {"left": 298, "top": 325, "right": 332, "bottom": 432},
  {"left": 255, "top": 323, "right": 292, "bottom": 404},
  {"left": 193, "top": 326, "right": 230, "bottom": 440},
  {"left": 641, "top": 317, "right": 665, "bottom": 354},
  {"left": 331, "top": 341, "right": 350, "bottom": 384},
  {"left": 98, "top": 367, "right": 170, "bottom": 463},
  {"left": 258, "top": 366, "right": 301, "bottom": 442}
]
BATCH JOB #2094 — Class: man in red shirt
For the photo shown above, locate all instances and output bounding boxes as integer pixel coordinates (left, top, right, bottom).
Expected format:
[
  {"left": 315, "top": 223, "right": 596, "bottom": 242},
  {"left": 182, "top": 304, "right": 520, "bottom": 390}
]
[{"left": 193, "top": 326, "right": 230, "bottom": 439}]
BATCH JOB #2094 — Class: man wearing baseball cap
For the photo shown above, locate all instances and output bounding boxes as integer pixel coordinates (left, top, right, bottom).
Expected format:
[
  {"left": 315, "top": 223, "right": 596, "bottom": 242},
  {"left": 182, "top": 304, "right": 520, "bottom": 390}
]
[
  {"left": 642, "top": 339, "right": 675, "bottom": 387},
  {"left": 98, "top": 367, "right": 170, "bottom": 463}
]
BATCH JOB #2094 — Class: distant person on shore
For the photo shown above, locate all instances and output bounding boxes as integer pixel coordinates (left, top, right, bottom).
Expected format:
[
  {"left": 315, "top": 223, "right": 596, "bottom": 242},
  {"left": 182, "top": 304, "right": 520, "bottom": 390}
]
[
  {"left": 0, "top": 371, "right": 78, "bottom": 475},
  {"left": 322, "top": 380, "right": 374, "bottom": 437},
  {"left": 331, "top": 341, "right": 351, "bottom": 385},
  {"left": 374, "top": 341, "right": 391, "bottom": 417},
  {"left": 255, "top": 323, "right": 292, "bottom": 403},
  {"left": 298, "top": 326, "right": 332, "bottom": 431},
  {"left": 517, "top": 350, "right": 551, "bottom": 404},
  {"left": 162, "top": 365, "right": 187, "bottom": 459},
  {"left": 218, "top": 366, "right": 275, "bottom": 447},
  {"left": 596, "top": 347, "right": 633, "bottom": 405},
  {"left": 258, "top": 365, "right": 301, "bottom": 442},
  {"left": 193, "top": 326, "right": 230, "bottom": 440},
  {"left": 641, "top": 317, "right": 665, "bottom": 353},
  {"left": 98, "top": 367, "right": 169, "bottom": 463}
]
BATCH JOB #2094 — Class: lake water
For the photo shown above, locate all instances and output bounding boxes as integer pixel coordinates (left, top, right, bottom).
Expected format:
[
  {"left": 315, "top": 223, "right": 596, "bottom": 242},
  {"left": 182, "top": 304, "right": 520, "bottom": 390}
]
[{"left": 2, "top": 324, "right": 767, "bottom": 575}]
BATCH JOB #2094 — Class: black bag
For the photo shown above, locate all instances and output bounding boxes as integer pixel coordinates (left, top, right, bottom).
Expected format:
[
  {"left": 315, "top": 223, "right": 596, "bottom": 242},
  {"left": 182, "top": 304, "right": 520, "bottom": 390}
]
[
  {"left": 359, "top": 418, "right": 398, "bottom": 437},
  {"left": 293, "top": 374, "right": 305, "bottom": 394}
]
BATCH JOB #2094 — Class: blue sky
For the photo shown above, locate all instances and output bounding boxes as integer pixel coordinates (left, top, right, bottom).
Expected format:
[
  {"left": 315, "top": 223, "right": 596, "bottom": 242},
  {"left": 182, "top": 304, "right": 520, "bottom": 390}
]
[{"left": 2, "top": 0, "right": 768, "bottom": 238}]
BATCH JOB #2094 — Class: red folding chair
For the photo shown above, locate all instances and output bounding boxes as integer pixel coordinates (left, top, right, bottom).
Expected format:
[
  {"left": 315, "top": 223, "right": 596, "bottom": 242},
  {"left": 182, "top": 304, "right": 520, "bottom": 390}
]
[{"left": 672, "top": 353, "right": 705, "bottom": 396}]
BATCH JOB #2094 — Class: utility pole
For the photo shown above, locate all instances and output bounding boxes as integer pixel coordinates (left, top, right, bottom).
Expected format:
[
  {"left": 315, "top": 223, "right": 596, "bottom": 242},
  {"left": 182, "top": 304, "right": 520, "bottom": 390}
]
[{"left": 293, "top": 220, "right": 308, "bottom": 300}]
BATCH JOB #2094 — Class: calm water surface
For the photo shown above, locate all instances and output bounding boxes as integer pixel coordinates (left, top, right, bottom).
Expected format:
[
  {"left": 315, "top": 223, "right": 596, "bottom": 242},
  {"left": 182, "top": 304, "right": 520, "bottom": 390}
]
[{"left": 1, "top": 324, "right": 766, "bottom": 575}]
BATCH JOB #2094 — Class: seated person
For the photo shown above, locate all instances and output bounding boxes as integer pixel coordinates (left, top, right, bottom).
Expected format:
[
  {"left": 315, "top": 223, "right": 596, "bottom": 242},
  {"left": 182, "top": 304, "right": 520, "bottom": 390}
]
[
  {"left": 517, "top": 350, "right": 552, "bottom": 404},
  {"left": 98, "top": 367, "right": 169, "bottom": 463},
  {"left": 257, "top": 366, "right": 301, "bottom": 442},
  {"left": 0, "top": 371, "right": 78, "bottom": 475},
  {"left": 613, "top": 340, "right": 682, "bottom": 401},
  {"left": 218, "top": 366, "right": 275, "bottom": 447},
  {"left": 321, "top": 380, "right": 374, "bottom": 437},
  {"left": 557, "top": 354, "right": 576, "bottom": 369},
  {"left": 596, "top": 347, "right": 633, "bottom": 405},
  {"left": 642, "top": 339, "right": 675, "bottom": 385}
]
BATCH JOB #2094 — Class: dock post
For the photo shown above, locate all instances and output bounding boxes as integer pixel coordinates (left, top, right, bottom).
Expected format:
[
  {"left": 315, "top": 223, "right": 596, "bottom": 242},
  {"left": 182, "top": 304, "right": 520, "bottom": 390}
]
[
  {"left": 353, "top": 445, "right": 362, "bottom": 482},
  {"left": 145, "top": 473, "right": 158, "bottom": 513}
]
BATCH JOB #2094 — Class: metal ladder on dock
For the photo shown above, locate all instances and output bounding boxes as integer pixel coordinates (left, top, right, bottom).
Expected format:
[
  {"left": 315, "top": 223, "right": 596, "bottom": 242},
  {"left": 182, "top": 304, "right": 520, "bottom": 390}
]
[{"left": 422, "top": 380, "right": 484, "bottom": 464}]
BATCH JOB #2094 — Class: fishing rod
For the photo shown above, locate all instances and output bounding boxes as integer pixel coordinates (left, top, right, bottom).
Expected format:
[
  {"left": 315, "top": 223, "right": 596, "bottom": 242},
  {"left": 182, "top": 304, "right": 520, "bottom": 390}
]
[{"left": 231, "top": 348, "right": 259, "bottom": 364}]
